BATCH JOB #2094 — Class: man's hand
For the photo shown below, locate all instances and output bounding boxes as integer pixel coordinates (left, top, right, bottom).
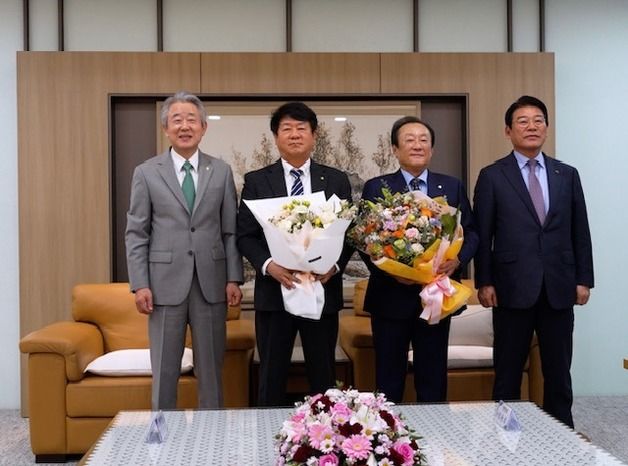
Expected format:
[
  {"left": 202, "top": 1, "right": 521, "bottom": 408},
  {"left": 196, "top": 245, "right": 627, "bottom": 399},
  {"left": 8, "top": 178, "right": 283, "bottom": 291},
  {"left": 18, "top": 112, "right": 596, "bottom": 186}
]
[
  {"left": 314, "top": 266, "right": 336, "bottom": 285},
  {"left": 478, "top": 285, "right": 498, "bottom": 308},
  {"left": 576, "top": 285, "right": 590, "bottom": 305},
  {"left": 226, "top": 282, "right": 242, "bottom": 306},
  {"left": 267, "top": 260, "right": 301, "bottom": 289},
  {"left": 437, "top": 257, "right": 460, "bottom": 277},
  {"left": 135, "top": 287, "right": 153, "bottom": 314}
]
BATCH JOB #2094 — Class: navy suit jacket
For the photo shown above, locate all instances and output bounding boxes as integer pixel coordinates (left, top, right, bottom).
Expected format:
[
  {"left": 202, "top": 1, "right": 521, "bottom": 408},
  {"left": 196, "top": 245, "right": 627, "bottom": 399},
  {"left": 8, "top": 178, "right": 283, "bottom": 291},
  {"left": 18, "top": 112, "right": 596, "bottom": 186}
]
[
  {"left": 236, "top": 159, "right": 353, "bottom": 314},
  {"left": 361, "top": 170, "right": 478, "bottom": 320},
  {"left": 473, "top": 153, "right": 594, "bottom": 309}
]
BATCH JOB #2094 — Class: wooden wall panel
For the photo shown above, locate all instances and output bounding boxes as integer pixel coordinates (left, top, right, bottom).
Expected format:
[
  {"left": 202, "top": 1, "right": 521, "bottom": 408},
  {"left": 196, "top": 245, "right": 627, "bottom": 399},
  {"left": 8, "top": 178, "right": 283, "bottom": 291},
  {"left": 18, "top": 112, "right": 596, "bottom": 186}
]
[
  {"left": 18, "top": 52, "right": 201, "bottom": 411},
  {"left": 380, "top": 53, "right": 555, "bottom": 189},
  {"left": 18, "top": 51, "right": 553, "bottom": 413},
  {"left": 200, "top": 53, "right": 381, "bottom": 94}
]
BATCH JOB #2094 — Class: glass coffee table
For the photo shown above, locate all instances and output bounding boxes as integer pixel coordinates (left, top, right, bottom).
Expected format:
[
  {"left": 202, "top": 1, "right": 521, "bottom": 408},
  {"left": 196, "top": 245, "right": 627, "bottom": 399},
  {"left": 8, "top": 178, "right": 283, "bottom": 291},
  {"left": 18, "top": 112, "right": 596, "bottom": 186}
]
[{"left": 80, "top": 401, "right": 625, "bottom": 465}]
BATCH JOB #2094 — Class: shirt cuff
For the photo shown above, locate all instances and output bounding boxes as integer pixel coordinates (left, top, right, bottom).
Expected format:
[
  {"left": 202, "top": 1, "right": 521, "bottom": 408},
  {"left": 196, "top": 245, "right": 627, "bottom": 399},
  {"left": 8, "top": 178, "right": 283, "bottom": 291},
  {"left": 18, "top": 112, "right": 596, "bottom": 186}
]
[{"left": 261, "top": 258, "right": 273, "bottom": 276}]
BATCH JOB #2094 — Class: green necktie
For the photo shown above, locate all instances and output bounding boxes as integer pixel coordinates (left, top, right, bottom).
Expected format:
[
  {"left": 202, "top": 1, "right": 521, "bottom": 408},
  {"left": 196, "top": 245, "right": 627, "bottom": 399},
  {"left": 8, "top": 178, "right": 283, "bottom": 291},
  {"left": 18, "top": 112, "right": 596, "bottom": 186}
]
[{"left": 181, "top": 161, "right": 195, "bottom": 212}]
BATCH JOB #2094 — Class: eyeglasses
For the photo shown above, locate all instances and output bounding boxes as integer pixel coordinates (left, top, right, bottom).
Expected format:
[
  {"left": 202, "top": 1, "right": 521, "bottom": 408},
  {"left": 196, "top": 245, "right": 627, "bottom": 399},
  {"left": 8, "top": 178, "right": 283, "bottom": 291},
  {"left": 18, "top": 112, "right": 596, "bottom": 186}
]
[{"left": 514, "top": 117, "right": 546, "bottom": 128}]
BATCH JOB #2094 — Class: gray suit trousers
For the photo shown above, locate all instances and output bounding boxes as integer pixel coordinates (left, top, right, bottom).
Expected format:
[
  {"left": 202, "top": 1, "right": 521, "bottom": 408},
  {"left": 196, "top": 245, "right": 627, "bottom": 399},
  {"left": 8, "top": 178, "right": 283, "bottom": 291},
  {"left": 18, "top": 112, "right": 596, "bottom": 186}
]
[{"left": 149, "top": 271, "right": 227, "bottom": 410}]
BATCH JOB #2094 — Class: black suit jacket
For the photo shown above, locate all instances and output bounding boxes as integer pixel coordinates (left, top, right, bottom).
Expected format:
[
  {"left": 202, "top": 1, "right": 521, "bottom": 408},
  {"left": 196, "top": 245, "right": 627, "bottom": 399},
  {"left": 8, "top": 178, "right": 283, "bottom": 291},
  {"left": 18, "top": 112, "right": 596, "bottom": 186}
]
[
  {"left": 361, "top": 170, "right": 479, "bottom": 320},
  {"left": 473, "top": 152, "right": 594, "bottom": 309},
  {"left": 237, "top": 159, "right": 353, "bottom": 313}
]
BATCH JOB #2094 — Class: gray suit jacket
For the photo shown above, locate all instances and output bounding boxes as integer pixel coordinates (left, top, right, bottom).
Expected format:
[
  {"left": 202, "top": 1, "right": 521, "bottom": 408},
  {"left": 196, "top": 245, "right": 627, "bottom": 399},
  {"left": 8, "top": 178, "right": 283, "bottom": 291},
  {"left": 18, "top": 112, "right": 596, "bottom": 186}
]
[{"left": 125, "top": 150, "right": 243, "bottom": 305}]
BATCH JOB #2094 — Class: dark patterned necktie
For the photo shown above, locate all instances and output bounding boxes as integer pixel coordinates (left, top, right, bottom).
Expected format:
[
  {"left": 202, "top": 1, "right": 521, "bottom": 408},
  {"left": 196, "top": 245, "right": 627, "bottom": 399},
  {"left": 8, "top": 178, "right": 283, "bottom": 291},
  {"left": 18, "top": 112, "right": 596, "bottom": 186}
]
[
  {"left": 181, "top": 161, "right": 195, "bottom": 211},
  {"left": 409, "top": 177, "right": 422, "bottom": 192},
  {"left": 527, "top": 159, "right": 546, "bottom": 223},
  {"left": 290, "top": 169, "right": 304, "bottom": 196}
]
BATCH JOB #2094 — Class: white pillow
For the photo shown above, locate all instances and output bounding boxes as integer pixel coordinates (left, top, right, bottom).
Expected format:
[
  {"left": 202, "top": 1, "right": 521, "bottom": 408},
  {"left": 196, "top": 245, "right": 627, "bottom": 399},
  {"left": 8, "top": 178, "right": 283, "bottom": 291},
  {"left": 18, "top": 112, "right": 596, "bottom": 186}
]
[
  {"left": 84, "top": 348, "right": 194, "bottom": 376},
  {"left": 408, "top": 346, "right": 493, "bottom": 370},
  {"left": 447, "top": 345, "right": 493, "bottom": 369},
  {"left": 449, "top": 305, "right": 494, "bottom": 347}
]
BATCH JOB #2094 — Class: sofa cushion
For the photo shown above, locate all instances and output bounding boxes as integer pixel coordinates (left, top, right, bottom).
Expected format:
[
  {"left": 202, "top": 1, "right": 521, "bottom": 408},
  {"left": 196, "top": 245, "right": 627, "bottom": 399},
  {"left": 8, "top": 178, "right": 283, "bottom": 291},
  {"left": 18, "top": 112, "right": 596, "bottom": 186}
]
[
  {"left": 84, "top": 348, "right": 193, "bottom": 376},
  {"left": 449, "top": 305, "right": 493, "bottom": 347},
  {"left": 72, "top": 283, "right": 149, "bottom": 352},
  {"left": 72, "top": 283, "right": 243, "bottom": 353},
  {"left": 66, "top": 375, "right": 198, "bottom": 417},
  {"left": 447, "top": 345, "right": 493, "bottom": 369}
]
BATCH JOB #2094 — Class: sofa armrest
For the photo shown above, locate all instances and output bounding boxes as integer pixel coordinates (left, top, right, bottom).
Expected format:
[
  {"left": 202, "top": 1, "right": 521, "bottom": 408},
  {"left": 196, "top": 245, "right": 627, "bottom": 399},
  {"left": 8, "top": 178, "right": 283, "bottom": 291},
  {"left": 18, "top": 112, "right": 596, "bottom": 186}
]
[
  {"left": 225, "top": 319, "right": 255, "bottom": 351},
  {"left": 339, "top": 316, "right": 373, "bottom": 348},
  {"left": 20, "top": 321, "right": 104, "bottom": 382}
]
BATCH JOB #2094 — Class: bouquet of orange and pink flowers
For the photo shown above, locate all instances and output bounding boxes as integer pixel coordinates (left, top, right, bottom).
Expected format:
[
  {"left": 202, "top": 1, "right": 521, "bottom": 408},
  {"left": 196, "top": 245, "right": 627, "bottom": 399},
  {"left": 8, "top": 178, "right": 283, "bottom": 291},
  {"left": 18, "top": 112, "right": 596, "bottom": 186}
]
[{"left": 348, "top": 188, "right": 471, "bottom": 323}]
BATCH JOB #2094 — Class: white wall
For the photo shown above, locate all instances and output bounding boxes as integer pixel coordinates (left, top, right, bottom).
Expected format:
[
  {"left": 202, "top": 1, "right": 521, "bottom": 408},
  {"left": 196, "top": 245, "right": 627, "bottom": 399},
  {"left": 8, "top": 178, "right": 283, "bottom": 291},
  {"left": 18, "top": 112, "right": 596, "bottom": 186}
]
[
  {"left": 2, "top": 0, "right": 627, "bottom": 409},
  {"left": 546, "top": 0, "right": 628, "bottom": 395},
  {"left": 0, "top": 0, "right": 22, "bottom": 410}
]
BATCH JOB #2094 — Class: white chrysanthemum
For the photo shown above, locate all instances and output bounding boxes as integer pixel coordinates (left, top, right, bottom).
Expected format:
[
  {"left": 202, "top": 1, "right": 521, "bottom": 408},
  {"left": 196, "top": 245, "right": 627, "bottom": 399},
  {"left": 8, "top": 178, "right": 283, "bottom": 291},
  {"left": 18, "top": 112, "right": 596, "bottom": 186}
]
[
  {"left": 277, "top": 219, "right": 293, "bottom": 232},
  {"left": 292, "top": 204, "right": 309, "bottom": 214},
  {"left": 318, "top": 209, "right": 337, "bottom": 226},
  {"left": 410, "top": 243, "right": 424, "bottom": 254}
]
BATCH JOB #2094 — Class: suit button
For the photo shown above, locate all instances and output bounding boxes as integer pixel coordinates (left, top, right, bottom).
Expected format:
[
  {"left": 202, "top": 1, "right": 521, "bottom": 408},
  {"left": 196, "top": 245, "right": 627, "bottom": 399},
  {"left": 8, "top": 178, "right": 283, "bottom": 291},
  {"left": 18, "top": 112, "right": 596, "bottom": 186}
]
[
  {"left": 188, "top": 250, "right": 193, "bottom": 256},
  {"left": 191, "top": 227, "right": 196, "bottom": 232}
]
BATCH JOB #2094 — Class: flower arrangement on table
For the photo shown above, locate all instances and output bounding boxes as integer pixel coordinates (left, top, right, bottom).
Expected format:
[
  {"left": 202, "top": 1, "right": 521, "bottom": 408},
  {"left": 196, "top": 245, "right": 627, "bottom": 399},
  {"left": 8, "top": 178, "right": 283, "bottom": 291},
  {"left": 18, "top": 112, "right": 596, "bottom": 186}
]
[
  {"left": 276, "top": 388, "right": 424, "bottom": 466},
  {"left": 348, "top": 188, "right": 471, "bottom": 323},
  {"left": 244, "top": 192, "right": 356, "bottom": 320}
]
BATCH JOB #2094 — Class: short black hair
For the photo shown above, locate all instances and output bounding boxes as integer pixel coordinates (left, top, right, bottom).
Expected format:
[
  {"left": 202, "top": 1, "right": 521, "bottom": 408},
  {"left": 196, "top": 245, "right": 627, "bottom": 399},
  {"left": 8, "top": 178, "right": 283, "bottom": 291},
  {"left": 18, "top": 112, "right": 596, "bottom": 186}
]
[
  {"left": 270, "top": 102, "right": 318, "bottom": 135},
  {"left": 390, "top": 116, "right": 435, "bottom": 148},
  {"left": 505, "top": 95, "right": 549, "bottom": 128}
]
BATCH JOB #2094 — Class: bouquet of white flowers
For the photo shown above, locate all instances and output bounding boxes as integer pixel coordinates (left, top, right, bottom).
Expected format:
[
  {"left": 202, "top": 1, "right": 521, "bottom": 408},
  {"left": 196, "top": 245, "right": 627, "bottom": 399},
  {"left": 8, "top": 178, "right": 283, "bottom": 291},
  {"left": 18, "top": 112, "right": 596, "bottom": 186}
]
[{"left": 244, "top": 192, "right": 356, "bottom": 320}]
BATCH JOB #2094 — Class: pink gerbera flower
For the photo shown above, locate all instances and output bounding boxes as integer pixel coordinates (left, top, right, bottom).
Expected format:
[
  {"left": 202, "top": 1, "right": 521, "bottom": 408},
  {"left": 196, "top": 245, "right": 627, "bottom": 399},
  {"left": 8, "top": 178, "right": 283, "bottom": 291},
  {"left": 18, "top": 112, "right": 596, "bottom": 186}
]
[
  {"left": 341, "top": 434, "right": 372, "bottom": 460},
  {"left": 308, "top": 423, "right": 334, "bottom": 449}
]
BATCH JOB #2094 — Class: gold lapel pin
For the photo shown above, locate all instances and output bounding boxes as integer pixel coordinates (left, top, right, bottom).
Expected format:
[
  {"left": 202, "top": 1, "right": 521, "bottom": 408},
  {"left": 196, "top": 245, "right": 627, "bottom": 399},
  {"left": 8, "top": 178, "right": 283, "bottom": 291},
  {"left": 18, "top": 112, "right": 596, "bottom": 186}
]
[{"left": 437, "top": 184, "right": 442, "bottom": 189}]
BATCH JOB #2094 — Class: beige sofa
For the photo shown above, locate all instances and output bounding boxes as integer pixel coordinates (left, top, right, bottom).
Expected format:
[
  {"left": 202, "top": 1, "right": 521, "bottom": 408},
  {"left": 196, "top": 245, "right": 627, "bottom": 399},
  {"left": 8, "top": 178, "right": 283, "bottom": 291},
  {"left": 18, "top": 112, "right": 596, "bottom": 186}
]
[
  {"left": 339, "top": 280, "right": 543, "bottom": 404},
  {"left": 19, "top": 283, "right": 255, "bottom": 462}
]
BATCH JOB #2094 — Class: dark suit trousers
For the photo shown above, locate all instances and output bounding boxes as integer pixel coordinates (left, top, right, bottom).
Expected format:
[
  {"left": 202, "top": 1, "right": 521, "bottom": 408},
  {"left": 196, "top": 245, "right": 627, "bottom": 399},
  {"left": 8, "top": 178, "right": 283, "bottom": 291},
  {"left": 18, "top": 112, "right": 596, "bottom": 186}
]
[
  {"left": 255, "top": 310, "right": 338, "bottom": 407},
  {"left": 493, "top": 287, "right": 575, "bottom": 427},
  {"left": 371, "top": 314, "right": 451, "bottom": 403}
]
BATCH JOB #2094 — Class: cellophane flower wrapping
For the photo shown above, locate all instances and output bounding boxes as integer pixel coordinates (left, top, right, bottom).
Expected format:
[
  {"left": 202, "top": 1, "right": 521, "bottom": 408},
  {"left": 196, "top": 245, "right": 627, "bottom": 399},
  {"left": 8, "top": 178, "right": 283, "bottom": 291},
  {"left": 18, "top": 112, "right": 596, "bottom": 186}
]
[
  {"left": 348, "top": 188, "right": 471, "bottom": 323},
  {"left": 276, "top": 388, "right": 425, "bottom": 466},
  {"left": 244, "top": 192, "right": 356, "bottom": 320}
]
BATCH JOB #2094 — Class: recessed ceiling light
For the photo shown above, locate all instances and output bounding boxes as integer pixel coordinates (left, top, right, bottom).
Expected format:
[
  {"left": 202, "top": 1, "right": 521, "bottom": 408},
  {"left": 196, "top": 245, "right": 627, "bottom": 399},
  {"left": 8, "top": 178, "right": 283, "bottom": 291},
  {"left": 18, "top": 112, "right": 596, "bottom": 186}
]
[
  {"left": 334, "top": 117, "right": 347, "bottom": 122},
  {"left": 208, "top": 115, "right": 221, "bottom": 120}
]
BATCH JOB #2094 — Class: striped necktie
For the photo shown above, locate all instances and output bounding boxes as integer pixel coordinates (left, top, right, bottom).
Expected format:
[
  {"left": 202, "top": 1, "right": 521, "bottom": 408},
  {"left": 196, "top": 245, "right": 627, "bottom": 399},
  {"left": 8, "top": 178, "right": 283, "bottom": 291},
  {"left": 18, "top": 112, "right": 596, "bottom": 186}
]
[{"left": 290, "top": 169, "right": 304, "bottom": 196}]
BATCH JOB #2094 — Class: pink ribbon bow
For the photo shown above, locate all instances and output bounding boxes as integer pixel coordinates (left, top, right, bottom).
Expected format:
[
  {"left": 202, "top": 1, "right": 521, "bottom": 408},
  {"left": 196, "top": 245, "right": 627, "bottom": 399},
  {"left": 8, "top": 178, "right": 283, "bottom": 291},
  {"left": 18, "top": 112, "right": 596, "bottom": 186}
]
[{"left": 419, "top": 275, "right": 456, "bottom": 324}]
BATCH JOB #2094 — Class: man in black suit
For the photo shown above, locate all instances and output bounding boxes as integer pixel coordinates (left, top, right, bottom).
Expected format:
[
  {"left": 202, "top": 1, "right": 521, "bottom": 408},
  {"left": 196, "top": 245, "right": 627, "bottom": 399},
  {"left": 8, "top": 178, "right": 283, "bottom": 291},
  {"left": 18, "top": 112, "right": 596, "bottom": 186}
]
[
  {"left": 237, "top": 102, "right": 353, "bottom": 406},
  {"left": 361, "top": 116, "right": 478, "bottom": 403},
  {"left": 473, "top": 95, "right": 594, "bottom": 427}
]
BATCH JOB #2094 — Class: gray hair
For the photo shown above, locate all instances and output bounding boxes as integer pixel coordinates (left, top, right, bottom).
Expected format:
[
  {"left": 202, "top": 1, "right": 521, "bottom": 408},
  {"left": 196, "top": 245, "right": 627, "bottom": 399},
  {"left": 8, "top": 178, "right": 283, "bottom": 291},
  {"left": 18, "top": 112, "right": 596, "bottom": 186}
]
[{"left": 160, "top": 91, "right": 207, "bottom": 127}]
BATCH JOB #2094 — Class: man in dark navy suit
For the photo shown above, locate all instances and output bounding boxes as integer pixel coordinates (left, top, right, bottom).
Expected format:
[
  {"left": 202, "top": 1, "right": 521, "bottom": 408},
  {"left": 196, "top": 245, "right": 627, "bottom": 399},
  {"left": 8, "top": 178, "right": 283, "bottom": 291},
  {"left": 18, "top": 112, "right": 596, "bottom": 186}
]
[
  {"left": 237, "top": 102, "right": 353, "bottom": 406},
  {"left": 361, "top": 116, "right": 478, "bottom": 403},
  {"left": 473, "top": 95, "right": 594, "bottom": 427}
]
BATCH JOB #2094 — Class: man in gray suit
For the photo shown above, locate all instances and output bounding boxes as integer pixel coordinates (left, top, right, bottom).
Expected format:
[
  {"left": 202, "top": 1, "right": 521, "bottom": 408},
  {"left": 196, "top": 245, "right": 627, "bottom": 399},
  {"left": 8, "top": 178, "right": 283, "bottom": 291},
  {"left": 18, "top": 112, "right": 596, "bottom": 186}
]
[{"left": 126, "top": 91, "right": 243, "bottom": 410}]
